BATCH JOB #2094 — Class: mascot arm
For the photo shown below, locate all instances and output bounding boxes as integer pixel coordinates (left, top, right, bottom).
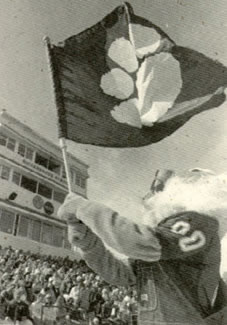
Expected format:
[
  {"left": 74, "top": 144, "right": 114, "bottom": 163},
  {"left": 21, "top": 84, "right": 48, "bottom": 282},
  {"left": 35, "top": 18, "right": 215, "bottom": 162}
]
[
  {"left": 155, "top": 211, "right": 219, "bottom": 260},
  {"left": 81, "top": 234, "right": 136, "bottom": 286},
  {"left": 59, "top": 194, "right": 161, "bottom": 261},
  {"left": 67, "top": 220, "right": 136, "bottom": 286}
]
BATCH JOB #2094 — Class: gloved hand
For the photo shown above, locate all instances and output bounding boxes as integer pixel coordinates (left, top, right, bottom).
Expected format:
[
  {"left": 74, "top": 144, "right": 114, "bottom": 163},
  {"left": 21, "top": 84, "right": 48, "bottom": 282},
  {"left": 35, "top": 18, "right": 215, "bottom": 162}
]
[
  {"left": 58, "top": 193, "right": 89, "bottom": 243},
  {"left": 67, "top": 218, "right": 88, "bottom": 243},
  {"left": 58, "top": 193, "right": 85, "bottom": 221}
]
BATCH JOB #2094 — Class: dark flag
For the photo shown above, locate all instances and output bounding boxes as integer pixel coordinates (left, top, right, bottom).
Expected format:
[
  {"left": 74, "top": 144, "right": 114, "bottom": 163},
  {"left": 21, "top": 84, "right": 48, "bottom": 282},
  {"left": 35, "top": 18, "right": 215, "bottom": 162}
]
[{"left": 47, "top": 2, "right": 227, "bottom": 147}]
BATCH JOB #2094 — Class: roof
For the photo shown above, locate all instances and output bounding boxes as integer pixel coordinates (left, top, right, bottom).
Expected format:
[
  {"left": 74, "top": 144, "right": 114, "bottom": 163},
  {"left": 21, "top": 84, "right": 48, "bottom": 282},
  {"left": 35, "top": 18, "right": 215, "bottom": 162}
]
[{"left": 0, "top": 109, "right": 89, "bottom": 169}]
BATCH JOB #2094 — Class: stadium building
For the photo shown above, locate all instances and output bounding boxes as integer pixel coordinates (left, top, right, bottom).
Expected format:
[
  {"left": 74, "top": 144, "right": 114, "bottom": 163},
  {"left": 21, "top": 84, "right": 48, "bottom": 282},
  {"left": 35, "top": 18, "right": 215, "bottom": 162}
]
[{"left": 0, "top": 110, "right": 89, "bottom": 258}]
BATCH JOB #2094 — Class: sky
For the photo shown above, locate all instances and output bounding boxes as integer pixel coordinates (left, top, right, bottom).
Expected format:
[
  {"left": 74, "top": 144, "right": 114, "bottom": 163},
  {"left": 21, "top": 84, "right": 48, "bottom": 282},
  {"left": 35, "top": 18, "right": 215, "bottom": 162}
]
[{"left": 0, "top": 0, "right": 227, "bottom": 270}]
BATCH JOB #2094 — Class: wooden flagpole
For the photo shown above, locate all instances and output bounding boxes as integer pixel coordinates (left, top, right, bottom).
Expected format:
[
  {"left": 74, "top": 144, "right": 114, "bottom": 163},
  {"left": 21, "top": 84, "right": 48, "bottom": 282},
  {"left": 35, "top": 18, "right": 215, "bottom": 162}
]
[{"left": 43, "top": 36, "right": 73, "bottom": 193}]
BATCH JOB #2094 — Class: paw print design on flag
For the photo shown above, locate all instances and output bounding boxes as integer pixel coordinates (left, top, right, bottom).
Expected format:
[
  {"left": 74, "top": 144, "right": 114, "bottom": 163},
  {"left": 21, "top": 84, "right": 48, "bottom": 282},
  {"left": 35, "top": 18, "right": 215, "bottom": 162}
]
[
  {"left": 51, "top": 2, "right": 227, "bottom": 147},
  {"left": 100, "top": 24, "right": 182, "bottom": 128}
]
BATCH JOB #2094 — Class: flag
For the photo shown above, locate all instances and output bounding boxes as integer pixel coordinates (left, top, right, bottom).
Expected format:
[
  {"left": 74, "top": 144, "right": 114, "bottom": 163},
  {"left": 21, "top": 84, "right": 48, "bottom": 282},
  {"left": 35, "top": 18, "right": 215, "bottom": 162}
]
[{"left": 48, "top": 2, "right": 227, "bottom": 147}]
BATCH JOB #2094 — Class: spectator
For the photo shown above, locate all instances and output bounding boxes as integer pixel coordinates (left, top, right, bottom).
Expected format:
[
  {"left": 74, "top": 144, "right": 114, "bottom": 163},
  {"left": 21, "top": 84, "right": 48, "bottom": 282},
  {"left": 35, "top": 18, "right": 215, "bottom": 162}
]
[
  {"left": 5, "top": 288, "right": 32, "bottom": 324},
  {"left": 101, "top": 296, "right": 113, "bottom": 320},
  {"left": 42, "top": 293, "right": 56, "bottom": 325},
  {"left": 69, "top": 278, "right": 83, "bottom": 304},
  {"left": 55, "top": 295, "right": 67, "bottom": 325},
  {"left": 66, "top": 297, "right": 81, "bottom": 322},
  {"left": 92, "top": 316, "right": 102, "bottom": 325},
  {"left": 0, "top": 245, "right": 139, "bottom": 325},
  {"left": 29, "top": 293, "right": 44, "bottom": 325},
  {"left": 89, "top": 283, "right": 104, "bottom": 316},
  {"left": 79, "top": 281, "right": 91, "bottom": 318}
]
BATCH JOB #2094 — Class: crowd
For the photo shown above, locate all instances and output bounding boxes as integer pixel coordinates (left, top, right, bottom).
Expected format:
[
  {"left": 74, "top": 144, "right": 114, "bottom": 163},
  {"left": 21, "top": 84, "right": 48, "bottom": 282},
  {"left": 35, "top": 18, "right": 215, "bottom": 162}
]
[{"left": 0, "top": 245, "right": 137, "bottom": 325}]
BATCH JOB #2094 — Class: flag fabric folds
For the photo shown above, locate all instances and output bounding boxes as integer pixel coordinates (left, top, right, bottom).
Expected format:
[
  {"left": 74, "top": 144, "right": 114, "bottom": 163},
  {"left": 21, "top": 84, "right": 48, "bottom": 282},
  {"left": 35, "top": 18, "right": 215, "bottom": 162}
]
[{"left": 48, "top": 2, "right": 227, "bottom": 147}]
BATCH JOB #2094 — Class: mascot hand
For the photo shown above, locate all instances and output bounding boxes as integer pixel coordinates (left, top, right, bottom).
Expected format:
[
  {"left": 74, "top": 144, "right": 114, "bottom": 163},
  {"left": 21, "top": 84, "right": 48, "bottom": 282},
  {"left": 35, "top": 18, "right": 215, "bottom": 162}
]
[
  {"left": 58, "top": 193, "right": 86, "bottom": 222},
  {"left": 58, "top": 193, "right": 89, "bottom": 243},
  {"left": 67, "top": 218, "right": 88, "bottom": 243}
]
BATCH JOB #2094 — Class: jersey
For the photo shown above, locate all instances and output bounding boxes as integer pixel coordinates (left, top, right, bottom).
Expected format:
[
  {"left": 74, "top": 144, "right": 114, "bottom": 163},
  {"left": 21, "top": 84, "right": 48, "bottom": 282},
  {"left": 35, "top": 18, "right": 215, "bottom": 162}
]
[{"left": 134, "top": 211, "right": 221, "bottom": 325}]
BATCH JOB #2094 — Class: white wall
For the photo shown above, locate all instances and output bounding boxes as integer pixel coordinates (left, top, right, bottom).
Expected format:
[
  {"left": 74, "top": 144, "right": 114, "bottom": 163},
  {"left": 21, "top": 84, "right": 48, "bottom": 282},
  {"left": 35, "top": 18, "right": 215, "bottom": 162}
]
[
  {"left": 0, "top": 177, "right": 63, "bottom": 220},
  {"left": 0, "top": 231, "right": 81, "bottom": 260}
]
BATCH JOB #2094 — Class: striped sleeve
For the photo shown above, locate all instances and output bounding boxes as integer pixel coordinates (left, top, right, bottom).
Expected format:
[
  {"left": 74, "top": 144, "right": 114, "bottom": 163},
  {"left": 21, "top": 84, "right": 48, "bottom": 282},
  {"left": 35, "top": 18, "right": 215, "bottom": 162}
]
[
  {"left": 81, "top": 234, "right": 136, "bottom": 286},
  {"left": 74, "top": 198, "right": 162, "bottom": 262}
]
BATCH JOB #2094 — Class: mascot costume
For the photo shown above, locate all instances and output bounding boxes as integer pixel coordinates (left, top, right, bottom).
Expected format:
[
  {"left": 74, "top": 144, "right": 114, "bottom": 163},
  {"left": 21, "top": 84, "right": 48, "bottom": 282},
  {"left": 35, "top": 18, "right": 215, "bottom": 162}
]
[{"left": 59, "top": 168, "right": 227, "bottom": 325}]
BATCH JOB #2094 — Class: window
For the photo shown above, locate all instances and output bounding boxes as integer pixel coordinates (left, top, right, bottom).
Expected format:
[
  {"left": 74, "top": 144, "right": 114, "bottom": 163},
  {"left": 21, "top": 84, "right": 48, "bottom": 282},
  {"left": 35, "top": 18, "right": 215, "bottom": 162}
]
[
  {"left": 75, "top": 174, "right": 86, "bottom": 188},
  {"left": 64, "top": 229, "right": 71, "bottom": 250},
  {"left": 26, "top": 148, "right": 33, "bottom": 161},
  {"left": 21, "top": 175, "right": 37, "bottom": 193},
  {"left": 53, "top": 191, "right": 66, "bottom": 203},
  {"left": 18, "top": 143, "right": 26, "bottom": 157},
  {"left": 0, "top": 165, "right": 10, "bottom": 180},
  {"left": 35, "top": 153, "right": 48, "bottom": 168},
  {"left": 17, "top": 215, "right": 29, "bottom": 237},
  {"left": 41, "top": 223, "right": 53, "bottom": 245},
  {"left": 12, "top": 171, "right": 21, "bottom": 185},
  {"left": 7, "top": 137, "right": 16, "bottom": 151},
  {"left": 0, "top": 209, "right": 15, "bottom": 234},
  {"left": 0, "top": 134, "right": 16, "bottom": 151},
  {"left": 48, "top": 158, "right": 61, "bottom": 175},
  {"left": 0, "top": 133, "right": 7, "bottom": 146},
  {"left": 80, "top": 178, "right": 86, "bottom": 189},
  {"left": 53, "top": 226, "right": 64, "bottom": 247},
  {"left": 30, "top": 219, "right": 41, "bottom": 242},
  {"left": 75, "top": 174, "right": 81, "bottom": 186},
  {"left": 37, "top": 183, "right": 52, "bottom": 199},
  {"left": 18, "top": 143, "right": 34, "bottom": 160},
  {"left": 35, "top": 152, "right": 61, "bottom": 174}
]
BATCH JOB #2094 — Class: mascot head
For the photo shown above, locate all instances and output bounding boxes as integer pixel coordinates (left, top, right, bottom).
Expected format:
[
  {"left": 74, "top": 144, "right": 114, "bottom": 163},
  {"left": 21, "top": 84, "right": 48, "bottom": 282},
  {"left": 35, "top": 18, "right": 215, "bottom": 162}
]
[{"left": 142, "top": 168, "right": 227, "bottom": 238}]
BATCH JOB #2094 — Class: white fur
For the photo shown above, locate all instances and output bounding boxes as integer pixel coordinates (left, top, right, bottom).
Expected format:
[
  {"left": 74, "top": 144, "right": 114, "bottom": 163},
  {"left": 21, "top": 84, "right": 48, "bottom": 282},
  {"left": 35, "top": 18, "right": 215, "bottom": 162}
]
[{"left": 142, "top": 171, "right": 227, "bottom": 238}]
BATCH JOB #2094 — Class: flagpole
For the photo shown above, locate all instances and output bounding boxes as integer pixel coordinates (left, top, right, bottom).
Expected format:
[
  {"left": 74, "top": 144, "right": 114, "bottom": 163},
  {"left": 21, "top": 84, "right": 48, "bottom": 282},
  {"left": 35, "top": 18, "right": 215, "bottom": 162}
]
[
  {"left": 43, "top": 36, "right": 73, "bottom": 193},
  {"left": 59, "top": 138, "right": 73, "bottom": 193}
]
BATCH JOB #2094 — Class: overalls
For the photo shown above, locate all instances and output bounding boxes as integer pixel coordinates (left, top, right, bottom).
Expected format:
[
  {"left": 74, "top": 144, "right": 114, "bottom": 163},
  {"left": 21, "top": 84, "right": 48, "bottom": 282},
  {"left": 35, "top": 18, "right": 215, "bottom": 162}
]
[{"left": 134, "top": 259, "right": 226, "bottom": 325}]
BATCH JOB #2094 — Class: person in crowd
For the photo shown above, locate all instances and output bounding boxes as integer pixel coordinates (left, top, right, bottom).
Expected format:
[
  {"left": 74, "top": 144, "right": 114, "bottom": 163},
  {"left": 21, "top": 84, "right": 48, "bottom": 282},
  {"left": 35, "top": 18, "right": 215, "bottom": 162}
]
[
  {"left": 89, "top": 281, "right": 105, "bottom": 322},
  {"left": 29, "top": 293, "right": 44, "bottom": 325},
  {"left": 93, "top": 316, "right": 103, "bottom": 325},
  {"left": 109, "top": 298, "right": 120, "bottom": 324},
  {"left": 5, "top": 288, "right": 33, "bottom": 324},
  {"left": 101, "top": 295, "right": 113, "bottom": 320},
  {"left": 79, "top": 280, "right": 92, "bottom": 319},
  {"left": 24, "top": 274, "right": 35, "bottom": 304},
  {"left": 59, "top": 168, "right": 227, "bottom": 325},
  {"left": 54, "top": 294, "right": 67, "bottom": 325},
  {"left": 0, "top": 244, "right": 139, "bottom": 324},
  {"left": 119, "top": 292, "right": 133, "bottom": 325},
  {"left": 42, "top": 293, "right": 56, "bottom": 325},
  {"left": 0, "top": 290, "right": 9, "bottom": 320},
  {"left": 65, "top": 297, "right": 81, "bottom": 323},
  {"left": 69, "top": 277, "right": 83, "bottom": 304}
]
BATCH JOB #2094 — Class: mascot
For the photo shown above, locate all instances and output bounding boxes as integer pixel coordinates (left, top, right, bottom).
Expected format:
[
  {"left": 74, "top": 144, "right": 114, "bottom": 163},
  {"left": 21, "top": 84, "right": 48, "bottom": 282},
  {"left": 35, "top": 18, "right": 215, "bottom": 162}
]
[{"left": 58, "top": 168, "right": 227, "bottom": 325}]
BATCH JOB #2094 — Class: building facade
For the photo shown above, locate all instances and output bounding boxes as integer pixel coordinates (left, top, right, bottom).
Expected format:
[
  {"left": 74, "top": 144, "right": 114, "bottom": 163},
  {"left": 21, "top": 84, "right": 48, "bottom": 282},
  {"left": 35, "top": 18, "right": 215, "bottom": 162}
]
[{"left": 0, "top": 110, "right": 89, "bottom": 258}]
